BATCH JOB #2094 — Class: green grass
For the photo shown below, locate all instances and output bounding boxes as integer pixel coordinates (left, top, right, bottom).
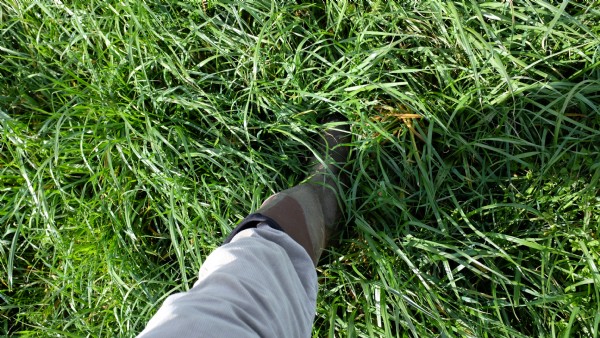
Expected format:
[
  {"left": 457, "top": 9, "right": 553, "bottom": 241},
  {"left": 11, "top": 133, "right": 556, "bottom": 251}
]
[{"left": 1, "top": 0, "right": 599, "bottom": 336}]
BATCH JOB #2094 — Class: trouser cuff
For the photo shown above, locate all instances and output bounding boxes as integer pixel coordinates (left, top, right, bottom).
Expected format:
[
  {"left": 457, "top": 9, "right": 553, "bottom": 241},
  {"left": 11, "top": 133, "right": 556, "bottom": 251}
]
[{"left": 223, "top": 213, "right": 283, "bottom": 244}]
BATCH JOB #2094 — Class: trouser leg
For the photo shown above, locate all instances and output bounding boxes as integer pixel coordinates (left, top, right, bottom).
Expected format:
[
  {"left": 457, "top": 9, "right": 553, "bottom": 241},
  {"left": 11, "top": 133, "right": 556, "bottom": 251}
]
[{"left": 138, "top": 223, "right": 317, "bottom": 338}]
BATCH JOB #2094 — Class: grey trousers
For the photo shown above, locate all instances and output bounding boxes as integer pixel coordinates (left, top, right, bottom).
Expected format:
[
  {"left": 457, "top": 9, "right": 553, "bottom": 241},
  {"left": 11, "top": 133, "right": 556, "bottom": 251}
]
[{"left": 138, "top": 223, "right": 318, "bottom": 337}]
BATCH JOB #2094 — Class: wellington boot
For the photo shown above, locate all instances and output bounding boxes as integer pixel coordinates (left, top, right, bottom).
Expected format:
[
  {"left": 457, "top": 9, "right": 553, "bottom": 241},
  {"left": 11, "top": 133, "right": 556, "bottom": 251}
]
[{"left": 257, "top": 121, "right": 351, "bottom": 265}]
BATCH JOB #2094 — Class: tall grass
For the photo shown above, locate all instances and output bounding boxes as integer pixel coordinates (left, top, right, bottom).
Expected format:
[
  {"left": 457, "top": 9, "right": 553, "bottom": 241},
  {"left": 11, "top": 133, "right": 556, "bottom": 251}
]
[{"left": 1, "top": 0, "right": 599, "bottom": 336}]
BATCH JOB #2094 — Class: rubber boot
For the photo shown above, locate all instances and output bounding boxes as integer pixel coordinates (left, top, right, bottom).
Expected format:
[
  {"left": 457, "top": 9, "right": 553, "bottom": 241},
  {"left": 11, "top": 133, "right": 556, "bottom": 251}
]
[{"left": 257, "top": 122, "right": 350, "bottom": 266}]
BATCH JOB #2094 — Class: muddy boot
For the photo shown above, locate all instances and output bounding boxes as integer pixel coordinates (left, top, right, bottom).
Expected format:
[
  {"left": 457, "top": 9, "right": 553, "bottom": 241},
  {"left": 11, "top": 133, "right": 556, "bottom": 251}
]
[{"left": 256, "top": 121, "right": 351, "bottom": 266}]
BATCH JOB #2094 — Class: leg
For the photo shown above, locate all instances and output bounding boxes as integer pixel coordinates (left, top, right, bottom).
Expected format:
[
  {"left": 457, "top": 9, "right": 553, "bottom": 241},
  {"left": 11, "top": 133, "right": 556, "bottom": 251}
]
[{"left": 138, "top": 122, "right": 350, "bottom": 337}]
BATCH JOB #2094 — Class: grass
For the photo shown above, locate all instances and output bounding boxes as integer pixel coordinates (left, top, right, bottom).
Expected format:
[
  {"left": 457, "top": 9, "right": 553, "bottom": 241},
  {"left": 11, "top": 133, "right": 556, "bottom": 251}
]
[{"left": 1, "top": 0, "right": 599, "bottom": 336}]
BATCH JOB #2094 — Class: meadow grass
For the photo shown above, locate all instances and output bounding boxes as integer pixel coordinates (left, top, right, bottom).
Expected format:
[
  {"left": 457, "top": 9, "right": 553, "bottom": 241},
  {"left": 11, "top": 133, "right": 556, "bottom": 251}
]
[{"left": 1, "top": 0, "right": 599, "bottom": 336}]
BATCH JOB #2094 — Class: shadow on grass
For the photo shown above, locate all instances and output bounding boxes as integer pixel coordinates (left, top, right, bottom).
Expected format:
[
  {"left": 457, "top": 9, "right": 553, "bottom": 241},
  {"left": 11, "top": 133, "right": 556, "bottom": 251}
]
[{"left": 314, "top": 79, "right": 600, "bottom": 336}]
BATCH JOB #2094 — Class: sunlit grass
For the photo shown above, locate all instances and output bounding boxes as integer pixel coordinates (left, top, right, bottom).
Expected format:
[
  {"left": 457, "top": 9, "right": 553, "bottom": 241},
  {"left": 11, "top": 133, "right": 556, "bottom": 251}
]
[{"left": 1, "top": 0, "right": 599, "bottom": 336}]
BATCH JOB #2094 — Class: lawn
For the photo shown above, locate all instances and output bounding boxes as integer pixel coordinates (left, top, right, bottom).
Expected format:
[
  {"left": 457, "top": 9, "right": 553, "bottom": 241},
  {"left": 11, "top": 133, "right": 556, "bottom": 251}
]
[{"left": 1, "top": 0, "right": 599, "bottom": 336}]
